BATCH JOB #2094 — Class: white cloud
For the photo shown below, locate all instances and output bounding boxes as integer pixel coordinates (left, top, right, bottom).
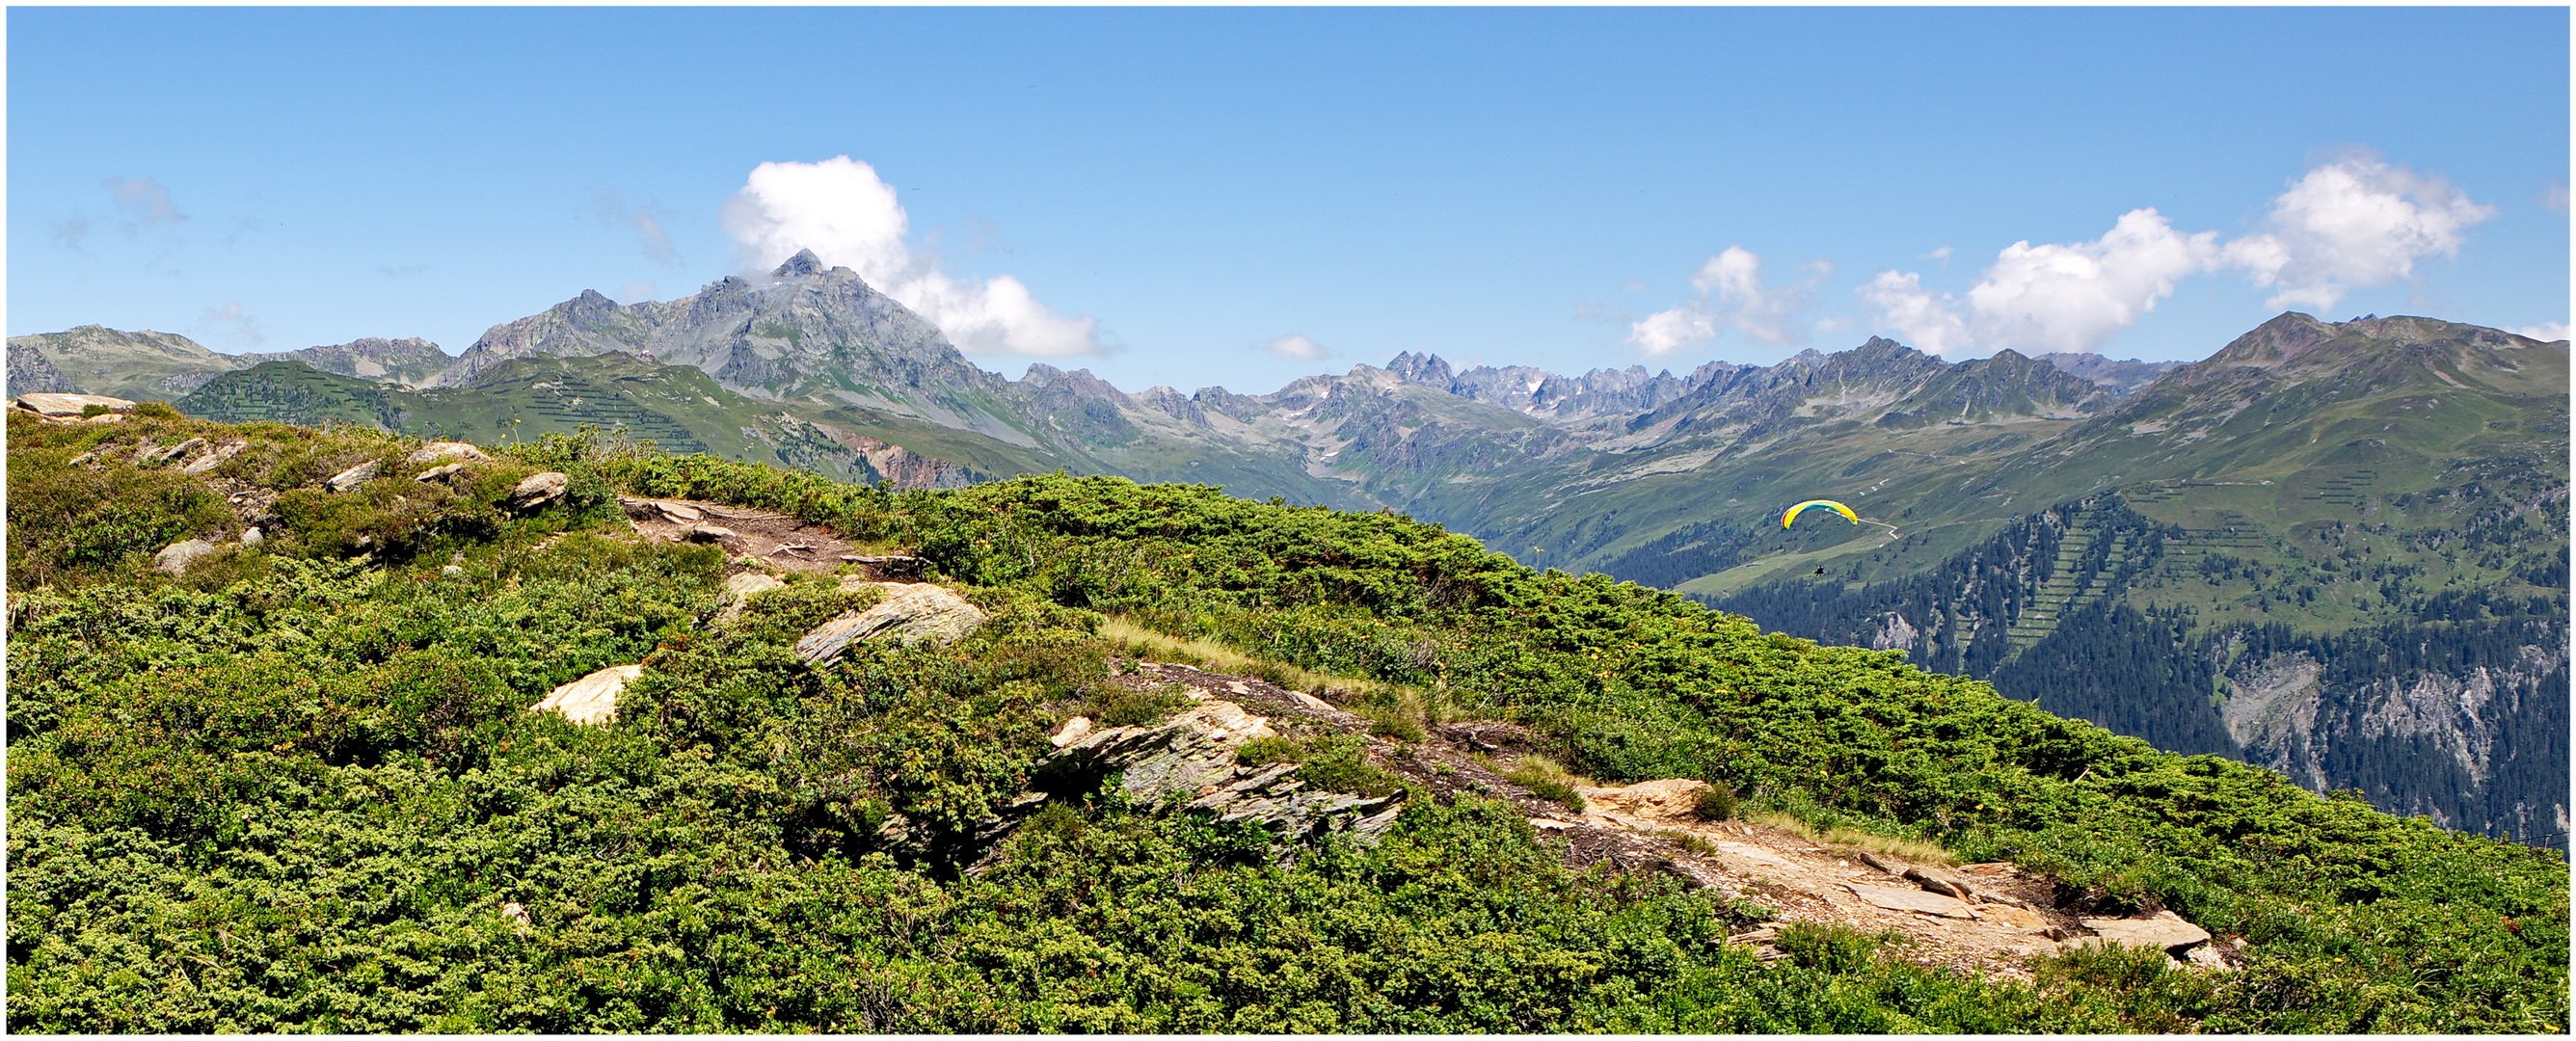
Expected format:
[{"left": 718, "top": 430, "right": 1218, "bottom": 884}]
[
  {"left": 2544, "top": 180, "right": 2569, "bottom": 216},
  {"left": 1629, "top": 307, "right": 1715, "bottom": 357},
  {"left": 1856, "top": 270, "right": 1973, "bottom": 356},
  {"left": 2514, "top": 321, "right": 2569, "bottom": 342},
  {"left": 105, "top": 176, "right": 184, "bottom": 224},
  {"left": 197, "top": 301, "right": 264, "bottom": 348},
  {"left": 1922, "top": 245, "right": 1953, "bottom": 262},
  {"left": 2225, "top": 154, "right": 2495, "bottom": 311},
  {"left": 1265, "top": 334, "right": 1329, "bottom": 360},
  {"left": 1856, "top": 155, "right": 2497, "bottom": 356},
  {"left": 1966, "top": 208, "right": 2220, "bottom": 355},
  {"left": 1627, "top": 246, "right": 1822, "bottom": 356},
  {"left": 723, "top": 155, "right": 1101, "bottom": 358}
]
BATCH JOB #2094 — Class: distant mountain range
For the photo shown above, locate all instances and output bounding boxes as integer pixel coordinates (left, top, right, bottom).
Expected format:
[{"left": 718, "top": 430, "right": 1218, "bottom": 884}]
[{"left": 13, "top": 252, "right": 2565, "bottom": 841}]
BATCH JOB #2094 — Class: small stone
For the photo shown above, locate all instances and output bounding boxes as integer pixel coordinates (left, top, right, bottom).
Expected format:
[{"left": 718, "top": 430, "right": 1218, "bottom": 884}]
[
  {"left": 684, "top": 523, "right": 738, "bottom": 543},
  {"left": 415, "top": 463, "right": 468, "bottom": 483},
  {"left": 239, "top": 526, "right": 264, "bottom": 546},
  {"left": 405, "top": 440, "right": 490, "bottom": 466},
  {"left": 153, "top": 539, "right": 222, "bottom": 574},
  {"left": 1904, "top": 866, "right": 1973, "bottom": 901},
  {"left": 1051, "top": 716, "right": 1096, "bottom": 748},
  {"left": 326, "top": 460, "right": 382, "bottom": 493},
  {"left": 656, "top": 500, "right": 704, "bottom": 523},
  {"left": 499, "top": 900, "right": 532, "bottom": 936},
  {"left": 141, "top": 438, "right": 207, "bottom": 467}
]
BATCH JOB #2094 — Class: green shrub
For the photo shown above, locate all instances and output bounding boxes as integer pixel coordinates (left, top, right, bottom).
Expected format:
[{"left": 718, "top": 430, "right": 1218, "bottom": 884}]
[
  {"left": 1090, "top": 684, "right": 1195, "bottom": 727},
  {"left": 1503, "top": 753, "right": 1587, "bottom": 813},
  {"left": 1235, "top": 734, "right": 1304, "bottom": 766},
  {"left": 1695, "top": 781, "right": 1739, "bottom": 821}
]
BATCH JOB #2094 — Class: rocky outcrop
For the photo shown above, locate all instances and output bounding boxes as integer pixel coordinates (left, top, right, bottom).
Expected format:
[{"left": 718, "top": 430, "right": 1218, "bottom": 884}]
[
  {"left": 881, "top": 694, "right": 1404, "bottom": 869},
  {"left": 794, "top": 583, "right": 987, "bottom": 662},
  {"left": 530, "top": 664, "right": 643, "bottom": 725},
  {"left": 1047, "top": 699, "right": 1402, "bottom": 839},
  {"left": 9, "top": 344, "right": 76, "bottom": 394}
]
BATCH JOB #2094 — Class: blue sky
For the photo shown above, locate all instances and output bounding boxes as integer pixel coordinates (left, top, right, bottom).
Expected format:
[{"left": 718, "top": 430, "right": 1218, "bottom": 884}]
[{"left": 10, "top": 7, "right": 2568, "bottom": 393}]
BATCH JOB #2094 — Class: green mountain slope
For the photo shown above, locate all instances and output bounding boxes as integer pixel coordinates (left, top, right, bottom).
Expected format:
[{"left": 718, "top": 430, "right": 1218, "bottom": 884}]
[
  {"left": 5, "top": 409, "right": 2563, "bottom": 1032},
  {"left": 1701, "top": 316, "right": 2570, "bottom": 840},
  {"left": 39, "top": 303, "right": 2570, "bottom": 839}
]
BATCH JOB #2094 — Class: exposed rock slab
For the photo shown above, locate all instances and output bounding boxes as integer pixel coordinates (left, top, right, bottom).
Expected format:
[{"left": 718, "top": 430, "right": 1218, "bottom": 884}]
[
  {"left": 794, "top": 583, "right": 987, "bottom": 661},
  {"left": 2078, "top": 911, "right": 2213, "bottom": 953},
  {"left": 13, "top": 392, "right": 136, "bottom": 417},
  {"left": 530, "top": 664, "right": 642, "bottom": 725},
  {"left": 1843, "top": 882, "right": 1979, "bottom": 920}
]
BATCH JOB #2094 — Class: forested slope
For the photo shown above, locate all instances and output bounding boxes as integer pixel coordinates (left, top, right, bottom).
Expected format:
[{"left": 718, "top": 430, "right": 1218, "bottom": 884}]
[{"left": 6, "top": 408, "right": 2565, "bottom": 1032}]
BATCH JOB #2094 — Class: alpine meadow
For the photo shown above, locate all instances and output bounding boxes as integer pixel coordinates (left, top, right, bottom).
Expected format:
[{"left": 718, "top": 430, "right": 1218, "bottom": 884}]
[{"left": 7, "top": 6, "right": 2570, "bottom": 1035}]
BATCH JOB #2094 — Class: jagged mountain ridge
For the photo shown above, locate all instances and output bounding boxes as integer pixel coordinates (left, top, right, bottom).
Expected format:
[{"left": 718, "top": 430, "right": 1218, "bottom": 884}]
[{"left": 25, "top": 268, "right": 2569, "bottom": 839}]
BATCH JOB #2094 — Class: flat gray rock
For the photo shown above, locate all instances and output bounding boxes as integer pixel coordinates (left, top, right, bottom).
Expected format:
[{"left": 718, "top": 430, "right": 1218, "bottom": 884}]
[
  {"left": 14, "top": 392, "right": 135, "bottom": 417},
  {"left": 326, "top": 460, "right": 382, "bottom": 493},
  {"left": 1843, "top": 882, "right": 1977, "bottom": 919},
  {"left": 508, "top": 471, "right": 569, "bottom": 511},
  {"left": 2079, "top": 912, "right": 2212, "bottom": 953},
  {"left": 794, "top": 583, "right": 987, "bottom": 662},
  {"left": 153, "top": 539, "right": 222, "bottom": 574}
]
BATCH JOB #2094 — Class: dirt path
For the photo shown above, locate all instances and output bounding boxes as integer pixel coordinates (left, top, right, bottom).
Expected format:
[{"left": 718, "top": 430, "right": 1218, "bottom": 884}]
[
  {"left": 619, "top": 495, "right": 897, "bottom": 574},
  {"left": 1123, "top": 659, "right": 2234, "bottom": 982}
]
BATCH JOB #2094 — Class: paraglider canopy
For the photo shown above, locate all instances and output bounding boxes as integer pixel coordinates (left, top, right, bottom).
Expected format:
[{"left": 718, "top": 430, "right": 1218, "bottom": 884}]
[{"left": 1782, "top": 498, "right": 1861, "bottom": 529}]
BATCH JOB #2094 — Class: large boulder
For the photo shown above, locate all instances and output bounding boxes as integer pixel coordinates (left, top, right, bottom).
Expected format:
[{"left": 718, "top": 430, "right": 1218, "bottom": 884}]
[
  {"left": 325, "top": 460, "right": 382, "bottom": 493},
  {"left": 13, "top": 392, "right": 135, "bottom": 417},
  {"left": 530, "top": 664, "right": 643, "bottom": 725},
  {"left": 405, "top": 440, "right": 490, "bottom": 466},
  {"left": 793, "top": 583, "right": 987, "bottom": 662},
  {"left": 507, "top": 472, "right": 569, "bottom": 512},
  {"left": 153, "top": 539, "right": 222, "bottom": 574}
]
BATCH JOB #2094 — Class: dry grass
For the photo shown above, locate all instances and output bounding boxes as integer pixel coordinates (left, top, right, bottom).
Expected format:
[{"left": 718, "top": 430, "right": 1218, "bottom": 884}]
[
  {"left": 1098, "top": 616, "right": 1427, "bottom": 711},
  {"left": 1745, "top": 810, "right": 1960, "bottom": 866}
]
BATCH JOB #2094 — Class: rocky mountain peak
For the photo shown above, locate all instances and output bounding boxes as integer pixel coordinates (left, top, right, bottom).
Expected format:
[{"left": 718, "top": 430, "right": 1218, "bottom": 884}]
[
  {"left": 772, "top": 250, "right": 829, "bottom": 279},
  {"left": 1386, "top": 351, "right": 1455, "bottom": 386}
]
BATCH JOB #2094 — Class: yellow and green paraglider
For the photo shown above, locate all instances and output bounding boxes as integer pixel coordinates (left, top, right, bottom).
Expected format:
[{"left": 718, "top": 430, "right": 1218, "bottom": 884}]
[{"left": 1781, "top": 498, "right": 1861, "bottom": 529}]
